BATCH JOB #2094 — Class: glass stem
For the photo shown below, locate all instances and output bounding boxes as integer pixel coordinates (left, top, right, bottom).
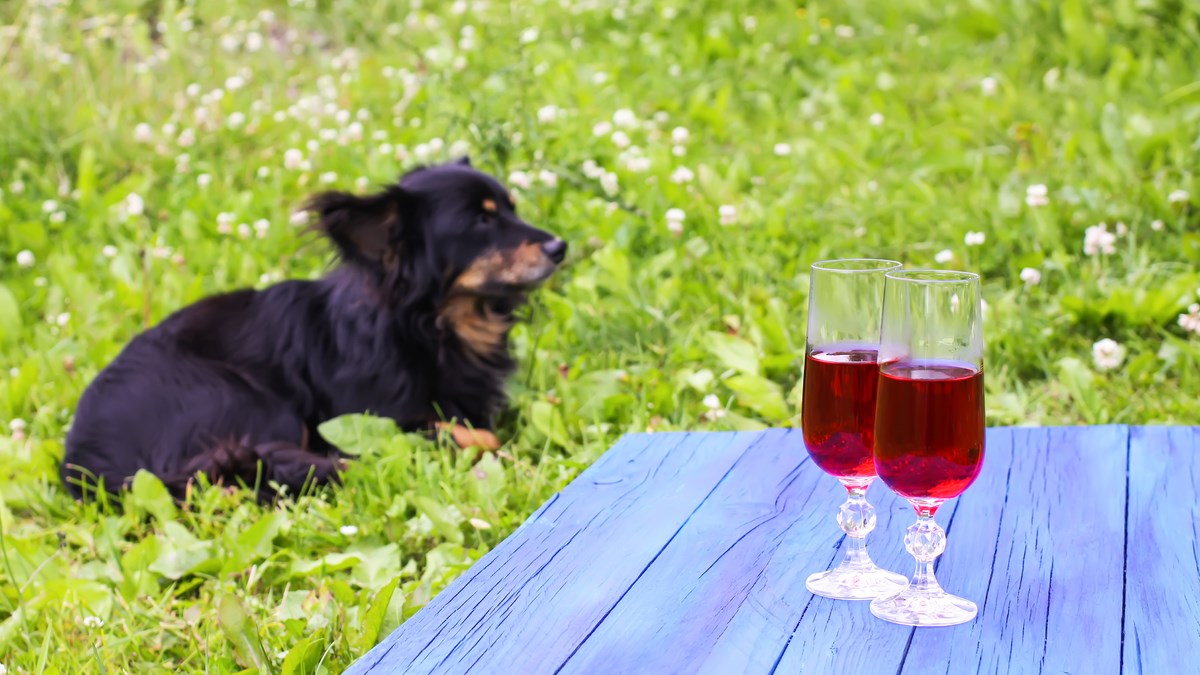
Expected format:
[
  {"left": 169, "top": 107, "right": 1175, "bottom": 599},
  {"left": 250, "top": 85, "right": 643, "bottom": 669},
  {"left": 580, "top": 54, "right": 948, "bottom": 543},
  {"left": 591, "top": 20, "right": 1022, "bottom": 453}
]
[
  {"left": 905, "top": 511, "right": 947, "bottom": 594},
  {"left": 836, "top": 484, "right": 877, "bottom": 570}
]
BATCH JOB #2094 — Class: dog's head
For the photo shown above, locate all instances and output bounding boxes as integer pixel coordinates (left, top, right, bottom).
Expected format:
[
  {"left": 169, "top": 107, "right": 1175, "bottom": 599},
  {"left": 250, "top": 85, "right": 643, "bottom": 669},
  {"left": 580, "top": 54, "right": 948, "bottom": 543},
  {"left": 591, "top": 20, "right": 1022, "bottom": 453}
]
[{"left": 306, "top": 158, "right": 566, "bottom": 352}]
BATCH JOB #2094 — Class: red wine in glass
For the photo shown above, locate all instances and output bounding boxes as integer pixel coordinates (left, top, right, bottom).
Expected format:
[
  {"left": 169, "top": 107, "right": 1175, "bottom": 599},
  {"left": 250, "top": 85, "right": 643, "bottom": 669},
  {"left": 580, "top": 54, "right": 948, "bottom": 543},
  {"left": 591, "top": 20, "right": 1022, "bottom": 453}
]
[
  {"left": 800, "top": 259, "right": 906, "bottom": 601},
  {"left": 874, "top": 360, "right": 985, "bottom": 507},
  {"left": 869, "top": 269, "right": 985, "bottom": 627},
  {"left": 802, "top": 344, "right": 880, "bottom": 481}
]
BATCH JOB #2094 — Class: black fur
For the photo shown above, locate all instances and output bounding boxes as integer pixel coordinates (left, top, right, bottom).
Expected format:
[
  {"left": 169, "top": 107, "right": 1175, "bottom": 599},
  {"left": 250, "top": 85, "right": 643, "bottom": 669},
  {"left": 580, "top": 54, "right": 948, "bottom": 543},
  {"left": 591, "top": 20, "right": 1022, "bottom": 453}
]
[{"left": 62, "top": 160, "right": 565, "bottom": 501}]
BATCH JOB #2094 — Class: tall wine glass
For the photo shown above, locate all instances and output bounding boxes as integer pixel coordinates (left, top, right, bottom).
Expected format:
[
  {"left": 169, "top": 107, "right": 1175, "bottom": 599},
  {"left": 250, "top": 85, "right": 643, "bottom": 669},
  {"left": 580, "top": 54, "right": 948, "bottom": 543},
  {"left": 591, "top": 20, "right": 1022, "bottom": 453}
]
[
  {"left": 801, "top": 259, "right": 907, "bottom": 600},
  {"left": 870, "top": 270, "right": 985, "bottom": 626}
]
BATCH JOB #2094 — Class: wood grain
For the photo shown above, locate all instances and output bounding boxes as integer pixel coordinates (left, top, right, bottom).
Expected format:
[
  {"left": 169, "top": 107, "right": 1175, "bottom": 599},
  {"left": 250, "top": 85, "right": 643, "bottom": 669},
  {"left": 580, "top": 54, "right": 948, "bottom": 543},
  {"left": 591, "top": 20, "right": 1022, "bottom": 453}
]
[
  {"left": 1124, "top": 426, "right": 1200, "bottom": 673},
  {"left": 899, "top": 426, "right": 1127, "bottom": 675},
  {"left": 352, "top": 426, "right": 1199, "bottom": 675},
  {"left": 558, "top": 427, "right": 890, "bottom": 674},
  {"left": 346, "top": 431, "right": 764, "bottom": 675}
]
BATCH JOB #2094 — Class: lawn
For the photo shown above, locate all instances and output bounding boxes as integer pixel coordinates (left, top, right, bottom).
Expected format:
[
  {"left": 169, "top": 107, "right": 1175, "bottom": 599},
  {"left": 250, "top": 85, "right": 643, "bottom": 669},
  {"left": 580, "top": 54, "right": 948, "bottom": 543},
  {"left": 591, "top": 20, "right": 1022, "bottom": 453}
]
[{"left": 1, "top": 0, "right": 1198, "bottom": 671}]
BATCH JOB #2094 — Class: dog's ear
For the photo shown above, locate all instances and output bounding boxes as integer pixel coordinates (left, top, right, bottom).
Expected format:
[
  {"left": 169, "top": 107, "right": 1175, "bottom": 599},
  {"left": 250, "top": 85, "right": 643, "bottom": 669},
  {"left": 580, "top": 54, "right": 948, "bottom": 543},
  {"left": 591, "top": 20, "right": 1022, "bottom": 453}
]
[
  {"left": 305, "top": 187, "right": 407, "bottom": 265},
  {"left": 452, "top": 155, "right": 472, "bottom": 167}
]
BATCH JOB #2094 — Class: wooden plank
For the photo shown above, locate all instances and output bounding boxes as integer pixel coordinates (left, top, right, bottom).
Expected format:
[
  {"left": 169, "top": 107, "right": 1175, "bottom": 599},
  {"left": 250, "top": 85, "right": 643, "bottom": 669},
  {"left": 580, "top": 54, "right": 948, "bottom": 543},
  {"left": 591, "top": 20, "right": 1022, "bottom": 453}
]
[
  {"left": 694, "top": 438, "right": 914, "bottom": 675},
  {"left": 1124, "top": 426, "right": 1200, "bottom": 673},
  {"left": 558, "top": 428, "right": 893, "bottom": 674},
  {"left": 771, "top": 429, "right": 1010, "bottom": 674},
  {"left": 348, "top": 431, "right": 765, "bottom": 675},
  {"left": 897, "top": 426, "right": 1127, "bottom": 675}
]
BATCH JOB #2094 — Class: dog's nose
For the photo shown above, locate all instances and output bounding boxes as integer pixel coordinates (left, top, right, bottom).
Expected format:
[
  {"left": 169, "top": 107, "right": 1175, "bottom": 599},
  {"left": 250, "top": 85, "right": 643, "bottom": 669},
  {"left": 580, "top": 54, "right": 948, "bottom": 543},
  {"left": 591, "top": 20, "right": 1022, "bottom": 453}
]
[{"left": 542, "top": 239, "right": 567, "bottom": 264}]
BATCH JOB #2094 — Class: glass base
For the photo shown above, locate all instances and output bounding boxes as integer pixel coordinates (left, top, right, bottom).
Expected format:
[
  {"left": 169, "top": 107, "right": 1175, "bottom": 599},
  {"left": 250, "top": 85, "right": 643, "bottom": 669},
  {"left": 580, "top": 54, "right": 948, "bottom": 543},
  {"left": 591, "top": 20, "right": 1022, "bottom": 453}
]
[
  {"left": 805, "top": 563, "right": 908, "bottom": 601},
  {"left": 869, "top": 586, "right": 978, "bottom": 626}
]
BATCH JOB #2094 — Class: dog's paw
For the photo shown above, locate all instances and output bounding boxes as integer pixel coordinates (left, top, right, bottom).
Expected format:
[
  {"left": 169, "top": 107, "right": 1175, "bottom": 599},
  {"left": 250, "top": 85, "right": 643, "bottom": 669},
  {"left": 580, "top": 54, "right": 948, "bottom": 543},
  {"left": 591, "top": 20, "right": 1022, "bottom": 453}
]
[{"left": 436, "top": 422, "right": 501, "bottom": 451}]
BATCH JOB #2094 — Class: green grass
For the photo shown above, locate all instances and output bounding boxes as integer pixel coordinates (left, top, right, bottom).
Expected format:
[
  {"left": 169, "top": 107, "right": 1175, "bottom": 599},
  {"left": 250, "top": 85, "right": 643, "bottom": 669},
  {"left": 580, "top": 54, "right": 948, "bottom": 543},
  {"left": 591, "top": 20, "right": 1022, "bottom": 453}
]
[{"left": 1, "top": 0, "right": 1198, "bottom": 671}]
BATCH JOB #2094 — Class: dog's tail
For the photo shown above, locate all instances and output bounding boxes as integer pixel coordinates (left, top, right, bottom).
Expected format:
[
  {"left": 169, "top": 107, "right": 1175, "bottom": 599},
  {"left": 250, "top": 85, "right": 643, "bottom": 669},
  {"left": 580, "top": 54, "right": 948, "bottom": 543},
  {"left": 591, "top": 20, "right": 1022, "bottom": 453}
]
[
  {"left": 160, "top": 435, "right": 262, "bottom": 498},
  {"left": 162, "top": 436, "right": 346, "bottom": 501}
]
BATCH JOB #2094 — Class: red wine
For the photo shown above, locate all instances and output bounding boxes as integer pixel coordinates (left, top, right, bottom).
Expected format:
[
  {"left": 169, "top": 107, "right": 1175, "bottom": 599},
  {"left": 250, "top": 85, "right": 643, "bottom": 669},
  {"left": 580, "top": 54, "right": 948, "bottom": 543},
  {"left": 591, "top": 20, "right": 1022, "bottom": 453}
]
[
  {"left": 874, "top": 360, "right": 985, "bottom": 504},
  {"left": 801, "top": 344, "right": 880, "bottom": 479}
]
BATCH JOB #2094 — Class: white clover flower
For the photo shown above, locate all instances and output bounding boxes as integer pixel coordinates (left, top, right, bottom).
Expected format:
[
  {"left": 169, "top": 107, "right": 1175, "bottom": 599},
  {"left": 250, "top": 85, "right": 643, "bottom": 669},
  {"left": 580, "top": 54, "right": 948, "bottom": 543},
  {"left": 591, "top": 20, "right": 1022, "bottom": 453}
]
[
  {"left": 185, "top": 83, "right": 201, "bottom": 97},
  {"left": 613, "top": 108, "right": 637, "bottom": 128},
  {"left": 257, "top": 166, "right": 270, "bottom": 178},
  {"left": 237, "top": 223, "right": 252, "bottom": 239},
  {"left": 520, "top": 27, "right": 539, "bottom": 44},
  {"left": 868, "top": 112, "right": 884, "bottom": 126},
  {"left": 934, "top": 249, "right": 954, "bottom": 264},
  {"left": 16, "top": 250, "right": 34, "bottom": 267},
  {"left": 611, "top": 131, "right": 631, "bottom": 149},
  {"left": 125, "top": 193, "right": 145, "bottom": 216},
  {"left": 1020, "top": 267, "right": 1041, "bottom": 287},
  {"left": 197, "top": 173, "right": 212, "bottom": 188},
  {"left": 1092, "top": 338, "right": 1126, "bottom": 372},
  {"left": 964, "top": 231, "right": 985, "bottom": 246},
  {"left": 508, "top": 170, "right": 533, "bottom": 190},
  {"left": 1084, "top": 223, "right": 1117, "bottom": 256},
  {"left": 672, "top": 145, "right": 686, "bottom": 157},
  {"left": 162, "top": 122, "right": 177, "bottom": 136},
  {"left": 671, "top": 126, "right": 689, "bottom": 143},
  {"left": 339, "top": 525, "right": 359, "bottom": 536},
  {"left": 245, "top": 32, "right": 263, "bottom": 52},
  {"left": 980, "top": 77, "right": 998, "bottom": 96},
  {"left": 537, "top": 105, "right": 560, "bottom": 124},
  {"left": 743, "top": 16, "right": 758, "bottom": 31},
  {"left": 413, "top": 143, "right": 431, "bottom": 162},
  {"left": 9, "top": 180, "right": 24, "bottom": 194},
  {"left": 1115, "top": 222, "right": 1128, "bottom": 236},
  {"left": 703, "top": 394, "right": 722, "bottom": 410},
  {"left": 538, "top": 169, "right": 558, "bottom": 188},
  {"left": 102, "top": 245, "right": 118, "bottom": 257},
  {"left": 346, "top": 121, "right": 364, "bottom": 142},
  {"left": 56, "top": 312, "right": 70, "bottom": 327},
  {"left": 625, "top": 155, "right": 651, "bottom": 172},
  {"left": 591, "top": 71, "right": 609, "bottom": 85},
  {"left": 719, "top": 205, "right": 737, "bottom": 226},
  {"left": 671, "top": 166, "right": 695, "bottom": 184},
  {"left": 134, "top": 123, "right": 154, "bottom": 142},
  {"left": 228, "top": 112, "right": 247, "bottom": 129},
  {"left": 42, "top": 199, "right": 58, "bottom": 213},
  {"left": 599, "top": 171, "right": 619, "bottom": 195},
  {"left": 1178, "top": 304, "right": 1200, "bottom": 335},
  {"left": 773, "top": 143, "right": 792, "bottom": 156},
  {"left": 50, "top": 211, "right": 65, "bottom": 224},
  {"left": 289, "top": 211, "right": 310, "bottom": 227},
  {"left": 1025, "top": 183, "right": 1049, "bottom": 207},
  {"left": 582, "top": 159, "right": 602, "bottom": 178},
  {"left": 253, "top": 219, "right": 270, "bottom": 239},
  {"left": 82, "top": 616, "right": 104, "bottom": 629},
  {"left": 1, "top": 661, "right": 8, "bottom": 674},
  {"left": 665, "top": 208, "right": 685, "bottom": 235},
  {"left": 177, "top": 128, "right": 195, "bottom": 147},
  {"left": 319, "top": 172, "right": 337, "bottom": 185},
  {"left": 1168, "top": 189, "right": 1190, "bottom": 204},
  {"left": 835, "top": 25, "right": 856, "bottom": 38},
  {"left": 225, "top": 75, "right": 246, "bottom": 91},
  {"left": 1151, "top": 219, "right": 1165, "bottom": 231},
  {"left": 592, "top": 121, "right": 613, "bottom": 137}
]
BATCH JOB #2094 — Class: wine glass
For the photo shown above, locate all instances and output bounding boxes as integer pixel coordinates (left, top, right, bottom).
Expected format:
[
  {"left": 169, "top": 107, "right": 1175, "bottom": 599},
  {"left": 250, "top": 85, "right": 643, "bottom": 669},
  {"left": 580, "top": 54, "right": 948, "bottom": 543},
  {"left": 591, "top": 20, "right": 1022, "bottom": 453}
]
[
  {"left": 801, "top": 259, "right": 908, "bottom": 600},
  {"left": 870, "top": 270, "right": 986, "bottom": 626}
]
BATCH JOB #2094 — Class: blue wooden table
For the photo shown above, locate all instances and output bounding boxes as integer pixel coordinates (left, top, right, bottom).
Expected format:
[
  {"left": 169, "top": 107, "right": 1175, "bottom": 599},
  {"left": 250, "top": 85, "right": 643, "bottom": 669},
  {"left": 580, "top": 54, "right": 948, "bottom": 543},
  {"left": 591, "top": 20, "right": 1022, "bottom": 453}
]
[{"left": 347, "top": 426, "right": 1198, "bottom": 674}]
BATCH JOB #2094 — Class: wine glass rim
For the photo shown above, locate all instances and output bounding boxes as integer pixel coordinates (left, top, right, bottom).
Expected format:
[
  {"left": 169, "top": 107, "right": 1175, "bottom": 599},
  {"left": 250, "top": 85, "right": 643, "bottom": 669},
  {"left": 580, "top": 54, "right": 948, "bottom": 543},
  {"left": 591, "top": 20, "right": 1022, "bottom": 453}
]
[
  {"left": 885, "top": 269, "right": 980, "bottom": 283},
  {"left": 811, "top": 258, "right": 903, "bottom": 273}
]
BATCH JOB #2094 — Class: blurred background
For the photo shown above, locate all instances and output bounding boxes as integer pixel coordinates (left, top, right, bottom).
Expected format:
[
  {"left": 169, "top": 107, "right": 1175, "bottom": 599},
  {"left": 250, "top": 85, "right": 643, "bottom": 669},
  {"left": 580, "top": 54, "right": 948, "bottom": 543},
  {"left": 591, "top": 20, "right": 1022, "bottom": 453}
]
[{"left": 0, "top": 0, "right": 1198, "bottom": 671}]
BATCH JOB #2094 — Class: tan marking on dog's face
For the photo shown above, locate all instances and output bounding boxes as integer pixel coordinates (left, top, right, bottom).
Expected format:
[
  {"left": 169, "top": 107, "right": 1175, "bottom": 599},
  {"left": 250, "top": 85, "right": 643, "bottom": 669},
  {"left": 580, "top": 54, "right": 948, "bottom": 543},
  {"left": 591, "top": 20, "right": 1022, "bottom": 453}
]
[
  {"left": 482, "top": 198, "right": 497, "bottom": 213},
  {"left": 438, "top": 295, "right": 513, "bottom": 357},
  {"left": 451, "top": 242, "right": 555, "bottom": 293}
]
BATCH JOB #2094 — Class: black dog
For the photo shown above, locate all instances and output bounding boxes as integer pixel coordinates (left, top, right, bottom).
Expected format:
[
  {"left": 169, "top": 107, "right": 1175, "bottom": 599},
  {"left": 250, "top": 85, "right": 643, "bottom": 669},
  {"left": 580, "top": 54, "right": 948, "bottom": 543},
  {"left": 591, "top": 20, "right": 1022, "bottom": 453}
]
[{"left": 62, "top": 158, "right": 566, "bottom": 500}]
